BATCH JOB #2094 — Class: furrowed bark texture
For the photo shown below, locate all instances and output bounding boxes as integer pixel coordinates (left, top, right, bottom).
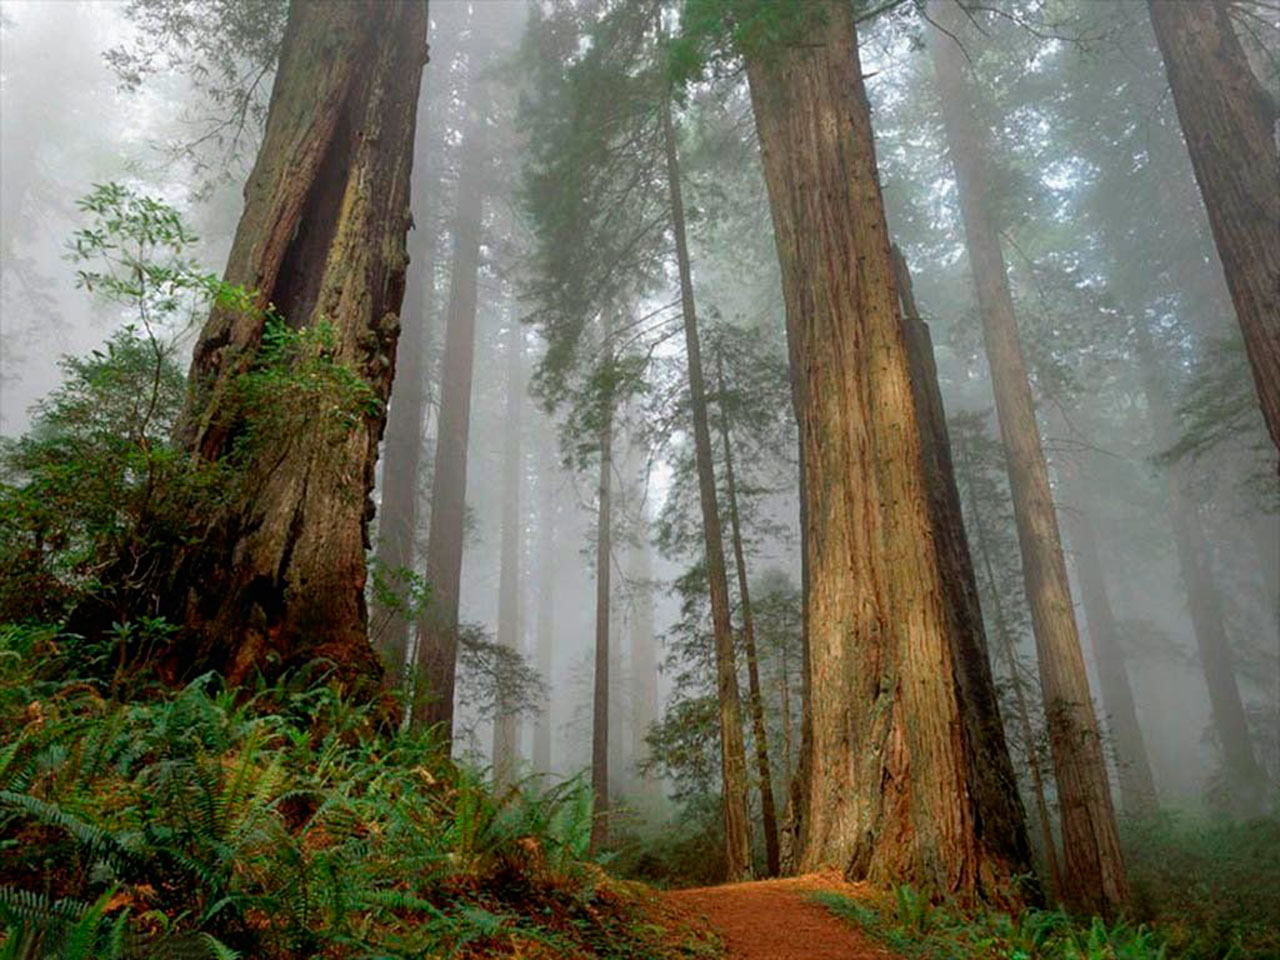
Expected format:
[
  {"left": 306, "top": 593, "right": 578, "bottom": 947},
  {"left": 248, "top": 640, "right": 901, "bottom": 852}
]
[
  {"left": 928, "top": 0, "right": 1128, "bottom": 912},
  {"left": 716, "top": 353, "right": 781, "bottom": 877},
  {"left": 1148, "top": 0, "right": 1280, "bottom": 461},
  {"left": 661, "top": 91, "right": 752, "bottom": 882},
  {"left": 746, "top": 0, "right": 1027, "bottom": 902},
  {"left": 492, "top": 321, "right": 524, "bottom": 789},
  {"left": 892, "top": 247, "right": 1033, "bottom": 880},
  {"left": 413, "top": 119, "right": 487, "bottom": 735},
  {"left": 172, "top": 0, "right": 427, "bottom": 691}
]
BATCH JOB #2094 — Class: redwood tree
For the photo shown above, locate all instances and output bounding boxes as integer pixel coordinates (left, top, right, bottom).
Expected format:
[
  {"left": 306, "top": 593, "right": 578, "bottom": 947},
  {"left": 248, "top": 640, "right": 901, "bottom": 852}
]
[
  {"left": 170, "top": 0, "right": 428, "bottom": 691},
  {"left": 927, "top": 0, "right": 1127, "bottom": 911},
  {"left": 743, "top": 0, "right": 1030, "bottom": 903},
  {"left": 1147, "top": 0, "right": 1280, "bottom": 462}
]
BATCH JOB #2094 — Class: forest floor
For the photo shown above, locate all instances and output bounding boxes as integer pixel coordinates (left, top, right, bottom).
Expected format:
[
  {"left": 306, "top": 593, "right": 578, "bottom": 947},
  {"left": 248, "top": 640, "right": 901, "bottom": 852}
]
[{"left": 665, "top": 872, "right": 900, "bottom": 960}]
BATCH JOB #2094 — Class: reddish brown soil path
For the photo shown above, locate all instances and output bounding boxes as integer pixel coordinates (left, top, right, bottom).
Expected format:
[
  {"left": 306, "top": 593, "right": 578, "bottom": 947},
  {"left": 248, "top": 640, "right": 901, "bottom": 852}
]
[{"left": 665, "top": 872, "right": 900, "bottom": 960}]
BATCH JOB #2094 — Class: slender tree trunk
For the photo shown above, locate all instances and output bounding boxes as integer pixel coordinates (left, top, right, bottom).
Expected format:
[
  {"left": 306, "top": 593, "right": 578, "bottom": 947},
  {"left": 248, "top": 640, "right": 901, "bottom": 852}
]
[
  {"left": 1050, "top": 433, "right": 1159, "bottom": 819},
  {"left": 779, "top": 642, "right": 793, "bottom": 790},
  {"left": 745, "top": 0, "right": 1030, "bottom": 903},
  {"left": 715, "top": 352, "right": 780, "bottom": 876},
  {"left": 955, "top": 427, "right": 1064, "bottom": 898},
  {"left": 1134, "top": 323, "right": 1268, "bottom": 814},
  {"left": 661, "top": 91, "right": 753, "bottom": 881},
  {"left": 373, "top": 93, "right": 438, "bottom": 685},
  {"left": 165, "top": 0, "right": 427, "bottom": 692},
  {"left": 1148, "top": 0, "right": 1280, "bottom": 461},
  {"left": 492, "top": 319, "right": 524, "bottom": 788},
  {"left": 533, "top": 435, "right": 557, "bottom": 776},
  {"left": 928, "top": 0, "right": 1127, "bottom": 912},
  {"left": 589, "top": 314, "right": 615, "bottom": 853},
  {"left": 629, "top": 508, "right": 661, "bottom": 802},
  {"left": 413, "top": 118, "right": 486, "bottom": 735}
]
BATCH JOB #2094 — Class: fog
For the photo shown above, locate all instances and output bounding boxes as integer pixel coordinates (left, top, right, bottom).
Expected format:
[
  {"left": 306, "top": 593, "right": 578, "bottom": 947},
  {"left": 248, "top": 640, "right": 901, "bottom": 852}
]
[{"left": 2, "top": 0, "right": 1276, "bottom": 846}]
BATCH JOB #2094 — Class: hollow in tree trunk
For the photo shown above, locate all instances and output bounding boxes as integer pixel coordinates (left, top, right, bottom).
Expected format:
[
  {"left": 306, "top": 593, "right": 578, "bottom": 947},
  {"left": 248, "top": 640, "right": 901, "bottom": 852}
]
[{"left": 165, "top": 0, "right": 427, "bottom": 694}]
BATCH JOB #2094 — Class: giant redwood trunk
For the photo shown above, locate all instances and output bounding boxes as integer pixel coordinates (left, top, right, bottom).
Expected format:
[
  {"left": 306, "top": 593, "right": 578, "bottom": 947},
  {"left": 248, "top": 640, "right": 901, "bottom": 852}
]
[
  {"left": 927, "top": 0, "right": 1128, "bottom": 912},
  {"left": 660, "top": 91, "right": 752, "bottom": 881},
  {"left": 492, "top": 320, "right": 524, "bottom": 788},
  {"left": 1147, "top": 0, "right": 1280, "bottom": 462},
  {"left": 413, "top": 119, "right": 487, "bottom": 734},
  {"left": 892, "top": 247, "right": 1033, "bottom": 876},
  {"left": 172, "top": 0, "right": 428, "bottom": 692},
  {"left": 715, "top": 352, "right": 781, "bottom": 877},
  {"left": 745, "top": 0, "right": 1029, "bottom": 903}
]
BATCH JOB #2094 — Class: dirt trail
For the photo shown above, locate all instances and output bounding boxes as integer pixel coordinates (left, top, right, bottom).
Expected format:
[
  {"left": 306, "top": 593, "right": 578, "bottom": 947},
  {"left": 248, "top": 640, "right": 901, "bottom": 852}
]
[{"left": 665, "top": 872, "right": 899, "bottom": 960}]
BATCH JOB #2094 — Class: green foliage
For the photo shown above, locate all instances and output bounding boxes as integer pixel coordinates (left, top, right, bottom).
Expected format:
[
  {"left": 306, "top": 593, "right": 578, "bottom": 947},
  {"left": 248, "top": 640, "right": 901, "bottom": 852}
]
[
  {"left": 816, "top": 815, "right": 1280, "bottom": 960},
  {"left": 0, "top": 628, "right": 715, "bottom": 960}
]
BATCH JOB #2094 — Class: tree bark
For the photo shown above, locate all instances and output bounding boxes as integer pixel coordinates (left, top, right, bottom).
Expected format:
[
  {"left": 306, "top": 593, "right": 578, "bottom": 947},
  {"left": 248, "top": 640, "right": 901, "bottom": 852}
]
[
  {"left": 1148, "top": 0, "right": 1280, "bottom": 462},
  {"left": 661, "top": 91, "right": 752, "bottom": 881},
  {"left": 492, "top": 319, "right": 524, "bottom": 789},
  {"left": 1134, "top": 323, "right": 1268, "bottom": 814},
  {"left": 168, "top": 0, "right": 427, "bottom": 692},
  {"left": 892, "top": 246, "right": 1033, "bottom": 881},
  {"left": 373, "top": 94, "right": 438, "bottom": 686},
  {"left": 715, "top": 352, "right": 780, "bottom": 876},
  {"left": 589, "top": 315, "right": 615, "bottom": 853},
  {"left": 745, "top": 0, "right": 1029, "bottom": 903},
  {"left": 413, "top": 117, "right": 486, "bottom": 735},
  {"left": 927, "top": 0, "right": 1128, "bottom": 912},
  {"left": 955, "top": 426, "right": 1064, "bottom": 899}
]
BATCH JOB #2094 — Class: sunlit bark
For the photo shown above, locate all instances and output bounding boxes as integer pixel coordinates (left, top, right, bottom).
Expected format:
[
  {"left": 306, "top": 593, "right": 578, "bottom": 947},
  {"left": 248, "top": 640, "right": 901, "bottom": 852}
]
[
  {"left": 746, "top": 0, "right": 1029, "bottom": 902},
  {"left": 928, "top": 0, "right": 1127, "bottom": 912}
]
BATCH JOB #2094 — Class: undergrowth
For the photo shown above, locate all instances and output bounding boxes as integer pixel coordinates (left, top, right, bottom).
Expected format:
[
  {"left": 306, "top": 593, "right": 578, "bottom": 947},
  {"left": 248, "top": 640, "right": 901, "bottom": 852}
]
[
  {"left": 816, "top": 821, "right": 1280, "bottom": 960},
  {"left": 0, "top": 622, "right": 719, "bottom": 960}
]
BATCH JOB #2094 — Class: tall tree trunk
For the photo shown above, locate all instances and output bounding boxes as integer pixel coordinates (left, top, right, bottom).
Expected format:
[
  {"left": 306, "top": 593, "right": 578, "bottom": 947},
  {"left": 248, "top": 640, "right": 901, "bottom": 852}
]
[
  {"left": 745, "top": 0, "right": 1029, "bottom": 903},
  {"left": 660, "top": 91, "right": 753, "bottom": 881},
  {"left": 714, "top": 352, "right": 780, "bottom": 877},
  {"left": 629, "top": 510, "right": 661, "bottom": 802},
  {"left": 955, "top": 427, "right": 1065, "bottom": 898},
  {"left": 589, "top": 314, "right": 615, "bottom": 853},
  {"left": 373, "top": 92, "right": 438, "bottom": 685},
  {"left": 892, "top": 246, "right": 1033, "bottom": 882},
  {"left": 1147, "top": 0, "right": 1280, "bottom": 461},
  {"left": 492, "top": 319, "right": 524, "bottom": 788},
  {"left": 1134, "top": 323, "right": 1268, "bottom": 814},
  {"left": 413, "top": 118, "right": 486, "bottom": 735},
  {"left": 928, "top": 0, "right": 1128, "bottom": 912},
  {"left": 168, "top": 0, "right": 427, "bottom": 692},
  {"left": 1050, "top": 431, "right": 1159, "bottom": 819},
  {"left": 533, "top": 434, "right": 557, "bottom": 776}
]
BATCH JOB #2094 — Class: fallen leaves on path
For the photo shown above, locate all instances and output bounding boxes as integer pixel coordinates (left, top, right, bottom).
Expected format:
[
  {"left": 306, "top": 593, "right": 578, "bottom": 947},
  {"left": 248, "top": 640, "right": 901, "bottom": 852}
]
[{"left": 665, "top": 872, "right": 900, "bottom": 960}]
